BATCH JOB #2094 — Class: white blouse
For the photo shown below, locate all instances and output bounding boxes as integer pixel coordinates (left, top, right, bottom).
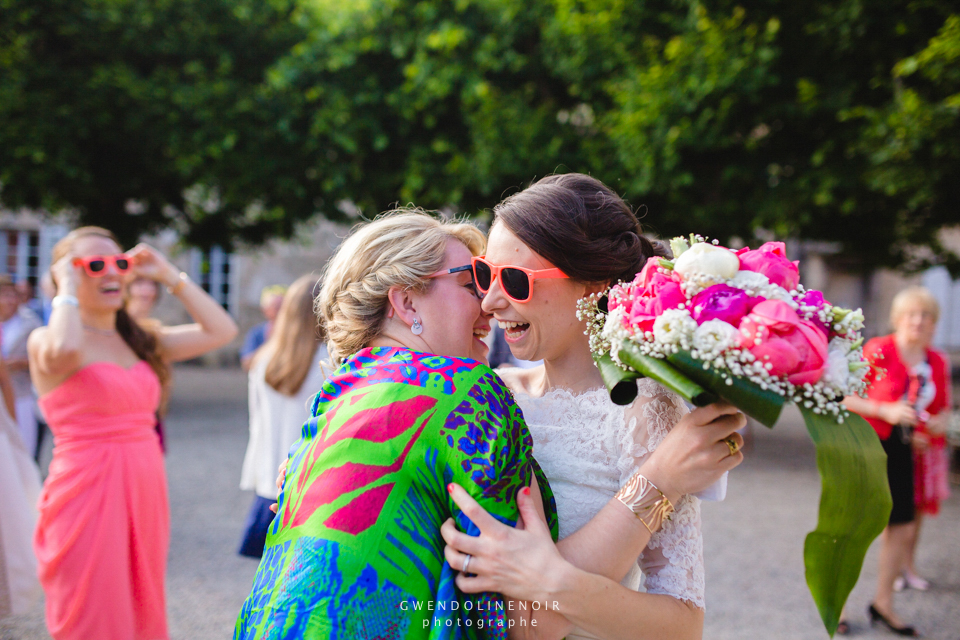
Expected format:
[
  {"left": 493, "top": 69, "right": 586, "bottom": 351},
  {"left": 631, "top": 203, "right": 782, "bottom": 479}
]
[
  {"left": 240, "top": 344, "right": 329, "bottom": 499},
  {"left": 512, "top": 376, "right": 706, "bottom": 621}
]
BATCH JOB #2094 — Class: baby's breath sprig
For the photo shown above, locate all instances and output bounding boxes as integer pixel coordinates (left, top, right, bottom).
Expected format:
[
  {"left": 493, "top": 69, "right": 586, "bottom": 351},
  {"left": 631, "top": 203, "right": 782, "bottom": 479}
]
[{"left": 576, "top": 290, "right": 612, "bottom": 356}]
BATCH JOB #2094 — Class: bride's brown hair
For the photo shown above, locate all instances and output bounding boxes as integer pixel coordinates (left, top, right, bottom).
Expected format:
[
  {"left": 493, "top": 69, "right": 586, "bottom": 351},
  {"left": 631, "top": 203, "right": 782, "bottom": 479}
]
[
  {"left": 493, "top": 173, "right": 667, "bottom": 286},
  {"left": 50, "top": 227, "right": 171, "bottom": 404}
]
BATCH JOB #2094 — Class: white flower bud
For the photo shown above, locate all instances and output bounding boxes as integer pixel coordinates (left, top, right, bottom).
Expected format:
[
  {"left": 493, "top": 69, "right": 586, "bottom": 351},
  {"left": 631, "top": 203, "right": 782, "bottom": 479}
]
[{"left": 673, "top": 243, "right": 740, "bottom": 280}]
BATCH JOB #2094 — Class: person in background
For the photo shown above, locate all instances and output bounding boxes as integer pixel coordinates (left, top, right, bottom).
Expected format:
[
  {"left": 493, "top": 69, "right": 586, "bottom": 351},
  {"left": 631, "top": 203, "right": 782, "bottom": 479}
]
[
  {"left": 0, "top": 275, "right": 43, "bottom": 459},
  {"left": 0, "top": 353, "right": 42, "bottom": 620},
  {"left": 29, "top": 226, "right": 237, "bottom": 640},
  {"left": 15, "top": 280, "right": 44, "bottom": 320},
  {"left": 238, "top": 274, "right": 328, "bottom": 559},
  {"left": 240, "top": 285, "right": 286, "bottom": 371},
  {"left": 39, "top": 274, "right": 56, "bottom": 325},
  {"left": 126, "top": 277, "right": 163, "bottom": 322},
  {"left": 844, "top": 286, "right": 951, "bottom": 637},
  {"left": 486, "top": 324, "right": 542, "bottom": 369}
]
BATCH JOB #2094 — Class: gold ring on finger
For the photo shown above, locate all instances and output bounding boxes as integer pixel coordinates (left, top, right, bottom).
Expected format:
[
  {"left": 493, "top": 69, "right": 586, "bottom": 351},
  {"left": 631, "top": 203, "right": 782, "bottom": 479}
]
[{"left": 723, "top": 436, "right": 740, "bottom": 457}]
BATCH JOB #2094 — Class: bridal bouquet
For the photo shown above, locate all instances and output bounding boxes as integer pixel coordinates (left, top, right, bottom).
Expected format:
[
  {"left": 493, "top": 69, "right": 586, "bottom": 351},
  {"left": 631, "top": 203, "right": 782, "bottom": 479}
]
[{"left": 578, "top": 236, "right": 892, "bottom": 637}]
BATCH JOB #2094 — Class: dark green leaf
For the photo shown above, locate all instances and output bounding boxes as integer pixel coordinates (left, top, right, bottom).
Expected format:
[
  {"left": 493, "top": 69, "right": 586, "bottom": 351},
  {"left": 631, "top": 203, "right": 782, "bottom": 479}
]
[
  {"left": 594, "top": 352, "right": 641, "bottom": 406},
  {"left": 616, "top": 343, "right": 718, "bottom": 407},
  {"left": 800, "top": 408, "right": 892, "bottom": 637},
  {"left": 667, "top": 351, "right": 787, "bottom": 428}
]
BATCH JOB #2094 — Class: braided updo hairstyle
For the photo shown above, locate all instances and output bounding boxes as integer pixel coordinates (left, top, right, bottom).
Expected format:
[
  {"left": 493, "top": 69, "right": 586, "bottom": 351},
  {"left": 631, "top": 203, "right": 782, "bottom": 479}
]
[
  {"left": 316, "top": 209, "right": 486, "bottom": 366},
  {"left": 493, "top": 173, "right": 666, "bottom": 286}
]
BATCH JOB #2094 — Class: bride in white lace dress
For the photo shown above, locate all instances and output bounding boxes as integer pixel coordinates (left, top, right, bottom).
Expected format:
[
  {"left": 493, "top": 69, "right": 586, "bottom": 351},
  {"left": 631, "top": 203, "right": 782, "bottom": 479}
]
[{"left": 442, "top": 173, "right": 745, "bottom": 639}]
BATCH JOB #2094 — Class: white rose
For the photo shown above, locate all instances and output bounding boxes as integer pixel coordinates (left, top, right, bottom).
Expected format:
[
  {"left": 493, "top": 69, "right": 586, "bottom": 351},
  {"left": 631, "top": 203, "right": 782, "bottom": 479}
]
[
  {"left": 673, "top": 243, "right": 740, "bottom": 280},
  {"left": 653, "top": 308, "right": 697, "bottom": 345},
  {"left": 692, "top": 319, "right": 739, "bottom": 357}
]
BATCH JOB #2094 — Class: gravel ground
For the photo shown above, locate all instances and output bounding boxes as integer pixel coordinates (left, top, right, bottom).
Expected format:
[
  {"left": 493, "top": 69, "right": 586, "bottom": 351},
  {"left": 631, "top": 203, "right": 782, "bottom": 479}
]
[{"left": 2, "top": 365, "right": 957, "bottom": 639}]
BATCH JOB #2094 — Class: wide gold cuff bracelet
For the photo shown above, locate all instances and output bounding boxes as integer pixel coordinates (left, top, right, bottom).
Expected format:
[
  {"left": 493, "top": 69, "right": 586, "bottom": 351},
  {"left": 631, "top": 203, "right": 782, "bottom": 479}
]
[{"left": 614, "top": 472, "right": 674, "bottom": 534}]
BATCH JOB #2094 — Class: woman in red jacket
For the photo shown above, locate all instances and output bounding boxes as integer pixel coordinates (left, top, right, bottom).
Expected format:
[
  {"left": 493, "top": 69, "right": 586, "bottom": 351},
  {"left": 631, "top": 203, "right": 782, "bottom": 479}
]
[{"left": 845, "top": 286, "right": 951, "bottom": 636}]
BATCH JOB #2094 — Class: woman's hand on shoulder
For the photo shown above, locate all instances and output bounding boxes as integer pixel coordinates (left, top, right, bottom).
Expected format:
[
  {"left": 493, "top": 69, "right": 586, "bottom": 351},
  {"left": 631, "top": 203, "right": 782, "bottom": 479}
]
[
  {"left": 638, "top": 402, "right": 745, "bottom": 503},
  {"left": 442, "top": 483, "right": 569, "bottom": 603},
  {"left": 268, "top": 459, "right": 289, "bottom": 514}
]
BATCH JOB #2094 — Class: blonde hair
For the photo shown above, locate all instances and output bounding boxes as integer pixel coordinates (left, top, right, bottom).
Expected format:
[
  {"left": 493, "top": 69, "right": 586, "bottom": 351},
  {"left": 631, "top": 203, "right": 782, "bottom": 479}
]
[
  {"left": 259, "top": 275, "right": 325, "bottom": 396},
  {"left": 317, "top": 209, "right": 485, "bottom": 365},
  {"left": 260, "top": 284, "right": 288, "bottom": 307},
  {"left": 890, "top": 286, "right": 940, "bottom": 327}
]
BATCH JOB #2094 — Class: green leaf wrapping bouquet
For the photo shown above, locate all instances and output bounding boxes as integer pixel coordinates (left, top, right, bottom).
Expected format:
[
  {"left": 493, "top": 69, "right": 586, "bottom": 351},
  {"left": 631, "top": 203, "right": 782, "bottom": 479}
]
[{"left": 578, "top": 236, "right": 892, "bottom": 637}]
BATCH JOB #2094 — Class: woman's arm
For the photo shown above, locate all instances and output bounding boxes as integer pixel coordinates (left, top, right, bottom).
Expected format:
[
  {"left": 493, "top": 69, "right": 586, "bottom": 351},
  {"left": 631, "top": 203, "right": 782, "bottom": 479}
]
[
  {"left": 28, "top": 256, "right": 84, "bottom": 379},
  {"left": 445, "top": 485, "right": 704, "bottom": 640},
  {"left": 443, "top": 401, "right": 745, "bottom": 639},
  {"left": 555, "top": 401, "right": 743, "bottom": 581},
  {"left": 127, "top": 244, "right": 238, "bottom": 362},
  {"left": 843, "top": 395, "right": 917, "bottom": 427}
]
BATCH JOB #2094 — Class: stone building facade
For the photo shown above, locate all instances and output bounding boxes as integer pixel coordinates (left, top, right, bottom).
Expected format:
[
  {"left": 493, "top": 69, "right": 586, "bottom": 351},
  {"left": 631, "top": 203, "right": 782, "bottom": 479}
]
[{"left": 2, "top": 208, "right": 957, "bottom": 365}]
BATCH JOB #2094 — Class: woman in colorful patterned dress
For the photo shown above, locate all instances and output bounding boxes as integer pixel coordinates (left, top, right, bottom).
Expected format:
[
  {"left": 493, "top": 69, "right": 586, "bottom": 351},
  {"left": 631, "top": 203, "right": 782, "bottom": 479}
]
[{"left": 234, "top": 211, "right": 559, "bottom": 639}]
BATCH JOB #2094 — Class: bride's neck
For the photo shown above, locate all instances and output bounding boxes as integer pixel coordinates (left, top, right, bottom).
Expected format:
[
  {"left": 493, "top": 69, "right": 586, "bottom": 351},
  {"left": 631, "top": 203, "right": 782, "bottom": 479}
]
[{"left": 537, "top": 331, "right": 603, "bottom": 396}]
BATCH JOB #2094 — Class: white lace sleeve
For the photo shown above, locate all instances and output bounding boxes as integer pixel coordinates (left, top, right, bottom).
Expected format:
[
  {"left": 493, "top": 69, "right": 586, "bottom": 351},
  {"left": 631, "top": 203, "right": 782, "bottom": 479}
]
[{"left": 618, "top": 379, "right": 706, "bottom": 610}]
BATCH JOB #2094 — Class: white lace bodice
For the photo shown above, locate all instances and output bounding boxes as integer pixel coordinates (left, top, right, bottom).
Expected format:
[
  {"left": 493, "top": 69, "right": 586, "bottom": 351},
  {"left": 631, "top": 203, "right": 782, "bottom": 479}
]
[{"left": 513, "top": 377, "right": 706, "bottom": 610}]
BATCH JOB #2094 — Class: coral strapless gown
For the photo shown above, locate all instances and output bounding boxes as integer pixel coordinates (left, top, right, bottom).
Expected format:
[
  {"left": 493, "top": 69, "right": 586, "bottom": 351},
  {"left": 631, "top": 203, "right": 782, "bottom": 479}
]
[{"left": 36, "top": 361, "right": 169, "bottom": 640}]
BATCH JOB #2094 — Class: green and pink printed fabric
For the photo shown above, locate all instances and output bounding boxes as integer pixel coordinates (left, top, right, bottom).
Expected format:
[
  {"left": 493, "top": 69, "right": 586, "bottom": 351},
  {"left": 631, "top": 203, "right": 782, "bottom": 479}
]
[{"left": 235, "top": 347, "right": 558, "bottom": 640}]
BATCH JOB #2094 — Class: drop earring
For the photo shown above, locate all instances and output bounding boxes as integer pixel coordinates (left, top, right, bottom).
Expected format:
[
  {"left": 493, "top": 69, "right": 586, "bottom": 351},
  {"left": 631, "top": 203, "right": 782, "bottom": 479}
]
[{"left": 411, "top": 318, "right": 423, "bottom": 335}]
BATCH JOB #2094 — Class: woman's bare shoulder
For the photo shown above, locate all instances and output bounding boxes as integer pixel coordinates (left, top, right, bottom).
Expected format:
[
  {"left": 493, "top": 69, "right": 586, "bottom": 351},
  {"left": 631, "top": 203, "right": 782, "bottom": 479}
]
[{"left": 493, "top": 366, "right": 540, "bottom": 396}]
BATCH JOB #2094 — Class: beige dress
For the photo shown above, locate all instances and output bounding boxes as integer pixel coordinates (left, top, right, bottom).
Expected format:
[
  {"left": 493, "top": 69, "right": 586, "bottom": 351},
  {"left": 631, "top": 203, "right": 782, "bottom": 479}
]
[{"left": 0, "top": 392, "right": 42, "bottom": 618}]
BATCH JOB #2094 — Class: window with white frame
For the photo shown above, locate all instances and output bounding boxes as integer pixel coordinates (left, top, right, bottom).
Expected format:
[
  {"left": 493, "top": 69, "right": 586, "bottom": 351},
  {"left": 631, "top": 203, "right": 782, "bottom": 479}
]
[{"left": 189, "top": 246, "right": 238, "bottom": 315}]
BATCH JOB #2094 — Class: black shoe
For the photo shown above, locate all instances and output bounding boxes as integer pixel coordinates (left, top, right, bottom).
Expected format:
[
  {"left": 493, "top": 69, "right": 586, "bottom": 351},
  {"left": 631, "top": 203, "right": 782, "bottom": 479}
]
[
  {"left": 836, "top": 620, "right": 850, "bottom": 635},
  {"left": 868, "top": 604, "right": 918, "bottom": 636}
]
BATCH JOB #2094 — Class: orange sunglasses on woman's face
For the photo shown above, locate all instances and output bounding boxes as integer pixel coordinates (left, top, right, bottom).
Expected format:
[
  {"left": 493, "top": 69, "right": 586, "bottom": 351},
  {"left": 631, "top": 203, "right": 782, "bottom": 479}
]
[
  {"left": 73, "top": 255, "right": 131, "bottom": 278},
  {"left": 471, "top": 256, "right": 568, "bottom": 303}
]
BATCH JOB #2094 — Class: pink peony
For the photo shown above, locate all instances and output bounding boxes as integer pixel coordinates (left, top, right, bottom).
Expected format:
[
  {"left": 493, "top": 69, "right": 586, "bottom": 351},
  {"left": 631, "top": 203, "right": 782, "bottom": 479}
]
[
  {"left": 634, "top": 256, "right": 663, "bottom": 289},
  {"left": 690, "top": 284, "right": 761, "bottom": 326},
  {"left": 738, "top": 300, "right": 828, "bottom": 385},
  {"left": 736, "top": 242, "right": 800, "bottom": 291},
  {"left": 798, "top": 290, "right": 831, "bottom": 336},
  {"left": 621, "top": 272, "right": 687, "bottom": 332}
]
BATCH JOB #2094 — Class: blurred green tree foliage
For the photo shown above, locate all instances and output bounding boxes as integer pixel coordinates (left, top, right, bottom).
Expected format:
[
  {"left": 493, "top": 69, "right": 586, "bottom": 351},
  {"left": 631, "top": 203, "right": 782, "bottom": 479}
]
[
  {"left": 0, "top": 0, "right": 307, "bottom": 246},
  {"left": 1, "top": 0, "right": 957, "bottom": 271}
]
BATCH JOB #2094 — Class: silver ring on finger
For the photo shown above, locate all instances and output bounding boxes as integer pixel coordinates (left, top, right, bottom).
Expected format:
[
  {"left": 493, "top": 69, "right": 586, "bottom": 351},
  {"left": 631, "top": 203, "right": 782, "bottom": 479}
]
[{"left": 462, "top": 553, "right": 472, "bottom": 574}]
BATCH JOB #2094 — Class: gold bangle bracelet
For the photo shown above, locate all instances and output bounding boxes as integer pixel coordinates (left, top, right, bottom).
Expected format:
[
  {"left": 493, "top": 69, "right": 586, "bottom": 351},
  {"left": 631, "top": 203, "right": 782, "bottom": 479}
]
[{"left": 615, "top": 472, "right": 675, "bottom": 534}]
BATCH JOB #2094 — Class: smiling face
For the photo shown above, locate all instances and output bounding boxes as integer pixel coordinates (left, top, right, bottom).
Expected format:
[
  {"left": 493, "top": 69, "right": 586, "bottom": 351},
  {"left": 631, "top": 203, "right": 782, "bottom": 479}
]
[
  {"left": 412, "top": 240, "right": 491, "bottom": 364},
  {"left": 893, "top": 300, "right": 938, "bottom": 348},
  {"left": 71, "top": 235, "right": 130, "bottom": 312},
  {"left": 481, "top": 223, "right": 589, "bottom": 362}
]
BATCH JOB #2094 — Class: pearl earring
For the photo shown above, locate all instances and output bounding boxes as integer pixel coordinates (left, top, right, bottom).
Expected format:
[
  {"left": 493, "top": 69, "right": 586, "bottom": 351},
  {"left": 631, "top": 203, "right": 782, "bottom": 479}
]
[{"left": 411, "top": 318, "right": 423, "bottom": 335}]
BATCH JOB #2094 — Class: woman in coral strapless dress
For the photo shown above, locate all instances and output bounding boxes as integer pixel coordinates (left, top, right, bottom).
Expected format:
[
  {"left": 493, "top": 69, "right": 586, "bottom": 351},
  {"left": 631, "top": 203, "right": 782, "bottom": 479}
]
[{"left": 28, "top": 227, "right": 237, "bottom": 640}]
